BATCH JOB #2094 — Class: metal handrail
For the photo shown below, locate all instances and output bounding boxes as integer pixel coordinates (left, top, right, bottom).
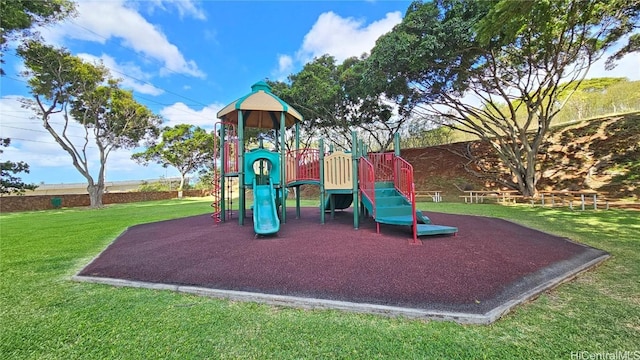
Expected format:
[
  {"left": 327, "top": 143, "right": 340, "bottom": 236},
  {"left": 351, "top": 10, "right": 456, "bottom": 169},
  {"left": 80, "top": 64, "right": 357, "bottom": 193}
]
[
  {"left": 393, "top": 156, "right": 414, "bottom": 201},
  {"left": 367, "top": 152, "right": 394, "bottom": 182},
  {"left": 394, "top": 156, "right": 417, "bottom": 242},
  {"left": 286, "top": 149, "right": 321, "bottom": 183},
  {"left": 359, "top": 156, "right": 376, "bottom": 216}
]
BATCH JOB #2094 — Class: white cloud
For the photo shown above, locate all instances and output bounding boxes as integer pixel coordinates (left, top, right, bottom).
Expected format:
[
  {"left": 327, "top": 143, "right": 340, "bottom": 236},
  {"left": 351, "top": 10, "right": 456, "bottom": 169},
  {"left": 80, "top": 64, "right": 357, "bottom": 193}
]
[
  {"left": 159, "top": 102, "right": 225, "bottom": 129},
  {"left": 77, "top": 53, "right": 164, "bottom": 96},
  {"left": 0, "top": 96, "right": 96, "bottom": 169},
  {"left": 145, "top": 0, "right": 207, "bottom": 20},
  {"left": 40, "top": 0, "right": 205, "bottom": 78},
  {"left": 0, "top": 95, "right": 168, "bottom": 183},
  {"left": 167, "top": 0, "right": 206, "bottom": 20},
  {"left": 297, "top": 11, "right": 402, "bottom": 63},
  {"left": 273, "top": 11, "right": 402, "bottom": 80},
  {"left": 107, "top": 146, "right": 159, "bottom": 173},
  {"left": 203, "top": 29, "right": 218, "bottom": 43},
  {"left": 585, "top": 51, "right": 640, "bottom": 81},
  {"left": 0, "top": 96, "right": 210, "bottom": 183},
  {"left": 272, "top": 54, "right": 294, "bottom": 81}
]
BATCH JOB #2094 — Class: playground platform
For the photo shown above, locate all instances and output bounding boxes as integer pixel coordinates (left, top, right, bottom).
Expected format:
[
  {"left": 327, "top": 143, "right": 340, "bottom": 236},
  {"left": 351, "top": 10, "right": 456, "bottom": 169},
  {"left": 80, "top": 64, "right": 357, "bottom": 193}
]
[{"left": 75, "top": 208, "right": 608, "bottom": 324}]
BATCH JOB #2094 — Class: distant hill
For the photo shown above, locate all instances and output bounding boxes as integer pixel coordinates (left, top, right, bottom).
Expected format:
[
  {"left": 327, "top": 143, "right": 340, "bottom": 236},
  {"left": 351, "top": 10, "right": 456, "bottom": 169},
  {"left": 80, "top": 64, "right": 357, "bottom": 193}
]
[{"left": 444, "top": 78, "right": 640, "bottom": 144}]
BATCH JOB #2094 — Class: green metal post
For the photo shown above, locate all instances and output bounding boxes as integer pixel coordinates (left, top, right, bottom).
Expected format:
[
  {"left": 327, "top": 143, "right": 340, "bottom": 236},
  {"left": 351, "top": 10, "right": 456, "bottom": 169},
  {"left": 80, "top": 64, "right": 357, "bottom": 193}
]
[
  {"left": 238, "top": 111, "right": 245, "bottom": 226},
  {"left": 319, "top": 138, "right": 325, "bottom": 225},
  {"left": 280, "top": 112, "right": 286, "bottom": 223},
  {"left": 295, "top": 122, "right": 300, "bottom": 151},
  {"left": 295, "top": 122, "right": 300, "bottom": 219},
  {"left": 358, "top": 138, "right": 366, "bottom": 220},
  {"left": 220, "top": 124, "right": 226, "bottom": 221},
  {"left": 352, "top": 131, "right": 359, "bottom": 229},
  {"left": 394, "top": 132, "right": 400, "bottom": 157}
]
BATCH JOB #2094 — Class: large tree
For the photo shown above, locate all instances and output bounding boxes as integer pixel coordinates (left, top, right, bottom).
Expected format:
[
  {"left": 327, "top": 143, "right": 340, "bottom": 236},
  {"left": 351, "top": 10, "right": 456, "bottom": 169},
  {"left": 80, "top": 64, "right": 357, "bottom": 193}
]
[
  {"left": 271, "top": 55, "right": 348, "bottom": 148},
  {"left": 0, "top": 0, "right": 75, "bottom": 75},
  {"left": 603, "top": 0, "right": 640, "bottom": 68},
  {"left": 367, "top": 0, "right": 638, "bottom": 196},
  {"left": 132, "top": 124, "right": 215, "bottom": 195},
  {"left": 0, "top": 138, "right": 38, "bottom": 195},
  {"left": 340, "top": 55, "right": 407, "bottom": 151},
  {"left": 18, "top": 42, "right": 162, "bottom": 207},
  {"left": 271, "top": 54, "right": 401, "bottom": 151}
]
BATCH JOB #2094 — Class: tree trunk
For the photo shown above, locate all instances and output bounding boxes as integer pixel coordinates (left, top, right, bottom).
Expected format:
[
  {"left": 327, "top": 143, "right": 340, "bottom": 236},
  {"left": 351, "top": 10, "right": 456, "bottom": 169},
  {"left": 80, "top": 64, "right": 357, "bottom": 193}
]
[
  {"left": 87, "top": 182, "right": 104, "bottom": 208},
  {"left": 522, "top": 172, "right": 537, "bottom": 197},
  {"left": 178, "top": 174, "right": 186, "bottom": 198},
  {"left": 87, "top": 157, "right": 106, "bottom": 208}
]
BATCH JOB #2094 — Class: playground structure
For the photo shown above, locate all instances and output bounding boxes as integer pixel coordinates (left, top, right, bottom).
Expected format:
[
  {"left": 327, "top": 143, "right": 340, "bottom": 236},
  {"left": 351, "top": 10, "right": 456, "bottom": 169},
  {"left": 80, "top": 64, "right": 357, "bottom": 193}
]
[{"left": 212, "top": 81, "right": 457, "bottom": 243}]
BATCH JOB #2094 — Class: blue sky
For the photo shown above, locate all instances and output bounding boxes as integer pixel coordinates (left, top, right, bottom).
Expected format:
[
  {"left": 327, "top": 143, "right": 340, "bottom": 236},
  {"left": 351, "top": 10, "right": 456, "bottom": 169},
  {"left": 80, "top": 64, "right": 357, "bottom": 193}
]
[{"left": 1, "top": 0, "right": 638, "bottom": 186}]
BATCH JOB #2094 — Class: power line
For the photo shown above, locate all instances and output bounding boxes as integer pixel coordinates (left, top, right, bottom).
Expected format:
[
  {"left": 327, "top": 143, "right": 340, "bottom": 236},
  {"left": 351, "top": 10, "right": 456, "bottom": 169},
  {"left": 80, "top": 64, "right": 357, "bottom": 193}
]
[
  {"left": 1, "top": 124, "right": 91, "bottom": 140},
  {"left": 1, "top": 89, "right": 213, "bottom": 126},
  {"left": 0, "top": 113, "right": 67, "bottom": 126},
  {"left": 1, "top": 75, "right": 27, "bottom": 85},
  {"left": 108, "top": 67, "right": 210, "bottom": 109},
  {"left": 4, "top": 65, "right": 214, "bottom": 124},
  {"left": 0, "top": 113, "right": 37, "bottom": 120},
  {"left": 4, "top": 136, "right": 94, "bottom": 147},
  {"left": 3, "top": 20, "right": 217, "bottom": 124}
]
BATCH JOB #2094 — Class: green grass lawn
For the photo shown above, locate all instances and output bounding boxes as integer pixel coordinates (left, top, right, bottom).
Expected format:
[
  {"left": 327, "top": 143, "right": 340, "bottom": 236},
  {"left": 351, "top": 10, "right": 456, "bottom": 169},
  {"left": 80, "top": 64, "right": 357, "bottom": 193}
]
[{"left": 1, "top": 199, "right": 638, "bottom": 359}]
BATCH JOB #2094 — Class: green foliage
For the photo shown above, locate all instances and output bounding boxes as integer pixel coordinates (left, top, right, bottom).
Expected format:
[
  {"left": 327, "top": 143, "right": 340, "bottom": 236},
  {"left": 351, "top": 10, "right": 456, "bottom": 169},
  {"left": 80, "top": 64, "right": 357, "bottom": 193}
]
[
  {"left": 0, "top": 200, "right": 638, "bottom": 358},
  {"left": 194, "top": 170, "right": 214, "bottom": 190},
  {"left": 399, "top": 121, "right": 454, "bottom": 149},
  {"left": 555, "top": 79, "right": 640, "bottom": 123},
  {"left": 270, "top": 55, "right": 349, "bottom": 148},
  {"left": 0, "top": 0, "right": 75, "bottom": 74},
  {"left": 17, "top": 42, "right": 162, "bottom": 207},
  {"left": 137, "top": 178, "right": 187, "bottom": 192},
  {"left": 270, "top": 54, "right": 401, "bottom": 151},
  {"left": 74, "top": 80, "right": 161, "bottom": 148},
  {"left": 0, "top": 0, "right": 75, "bottom": 44},
  {"left": 559, "top": 78, "right": 626, "bottom": 95},
  {"left": 366, "top": 0, "right": 640, "bottom": 196},
  {"left": 0, "top": 138, "right": 37, "bottom": 194},
  {"left": 20, "top": 41, "right": 106, "bottom": 104},
  {"left": 602, "top": 0, "right": 640, "bottom": 67},
  {"left": 132, "top": 124, "right": 215, "bottom": 191},
  {"left": 441, "top": 80, "right": 640, "bottom": 143}
]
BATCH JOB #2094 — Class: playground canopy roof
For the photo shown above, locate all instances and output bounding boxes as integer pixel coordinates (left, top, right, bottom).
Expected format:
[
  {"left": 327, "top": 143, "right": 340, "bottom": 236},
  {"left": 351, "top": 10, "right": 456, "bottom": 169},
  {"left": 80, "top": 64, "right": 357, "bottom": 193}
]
[{"left": 217, "top": 81, "right": 303, "bottom": 129}]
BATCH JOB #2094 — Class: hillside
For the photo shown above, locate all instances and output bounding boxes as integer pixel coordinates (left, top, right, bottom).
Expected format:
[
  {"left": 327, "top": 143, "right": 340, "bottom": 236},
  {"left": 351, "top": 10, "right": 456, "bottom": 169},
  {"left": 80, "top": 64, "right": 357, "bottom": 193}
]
[{"left": 401, "top": 112, "right": 640, "bottom": 202}]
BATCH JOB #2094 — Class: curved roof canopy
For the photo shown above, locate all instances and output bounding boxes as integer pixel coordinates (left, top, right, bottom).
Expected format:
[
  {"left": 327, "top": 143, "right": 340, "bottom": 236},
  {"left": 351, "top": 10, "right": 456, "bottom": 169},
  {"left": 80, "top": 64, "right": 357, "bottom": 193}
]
[{"left": 216, "top": 81, "right": 303, "bottom": 129}]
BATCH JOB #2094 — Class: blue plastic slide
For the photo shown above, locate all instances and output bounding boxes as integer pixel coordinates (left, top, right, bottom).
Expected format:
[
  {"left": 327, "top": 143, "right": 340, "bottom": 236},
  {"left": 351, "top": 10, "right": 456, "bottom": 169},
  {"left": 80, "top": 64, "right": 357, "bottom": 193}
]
[{"left": 252, "top": 179, "right": 280, "bottom": 235}]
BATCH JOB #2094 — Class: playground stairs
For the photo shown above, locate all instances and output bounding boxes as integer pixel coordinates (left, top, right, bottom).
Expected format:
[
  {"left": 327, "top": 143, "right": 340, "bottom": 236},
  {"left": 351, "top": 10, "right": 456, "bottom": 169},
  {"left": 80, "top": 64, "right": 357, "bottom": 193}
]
[
  {"left": 372, "top": 182, "right": 430, "bottom": 225},
  {"left": 366, "top": 182, "right": 457, "bottom": 236}
]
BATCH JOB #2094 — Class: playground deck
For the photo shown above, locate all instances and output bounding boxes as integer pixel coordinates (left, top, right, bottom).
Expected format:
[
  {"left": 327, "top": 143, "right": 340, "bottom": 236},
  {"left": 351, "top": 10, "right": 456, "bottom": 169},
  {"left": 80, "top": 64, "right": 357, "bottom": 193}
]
[{"left": 75, "top": 208, "right": 608, "bottom": 324}]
